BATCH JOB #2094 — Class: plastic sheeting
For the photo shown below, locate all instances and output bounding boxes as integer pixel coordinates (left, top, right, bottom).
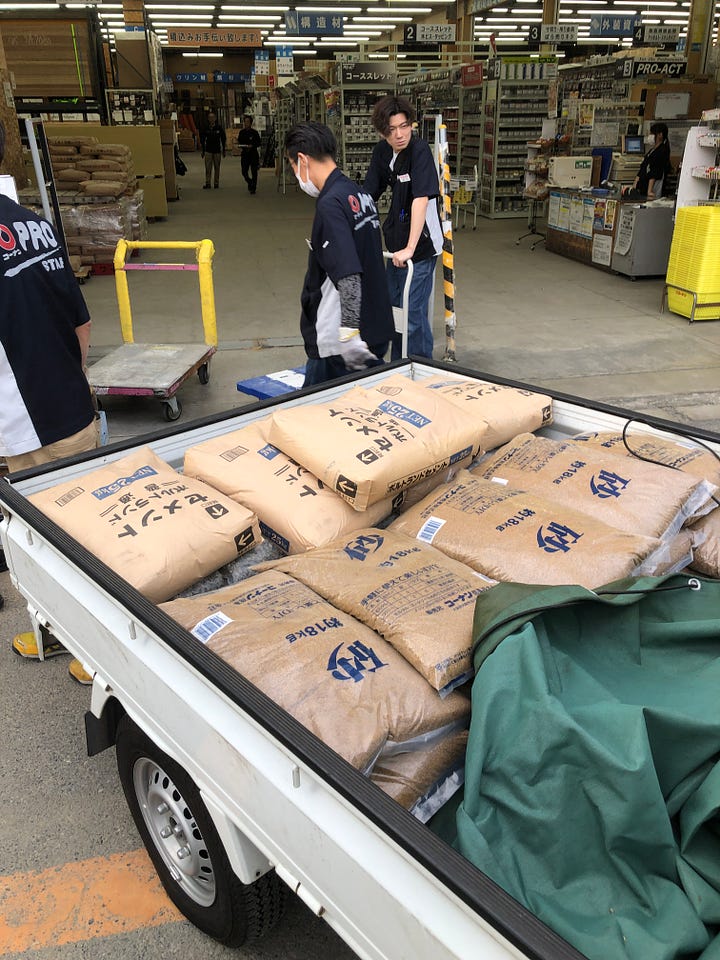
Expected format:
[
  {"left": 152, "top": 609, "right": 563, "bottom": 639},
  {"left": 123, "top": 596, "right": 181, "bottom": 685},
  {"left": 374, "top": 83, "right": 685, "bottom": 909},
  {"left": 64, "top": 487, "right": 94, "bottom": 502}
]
[{"left": 455, "top": 574, "right": 720, "bottom": 960}]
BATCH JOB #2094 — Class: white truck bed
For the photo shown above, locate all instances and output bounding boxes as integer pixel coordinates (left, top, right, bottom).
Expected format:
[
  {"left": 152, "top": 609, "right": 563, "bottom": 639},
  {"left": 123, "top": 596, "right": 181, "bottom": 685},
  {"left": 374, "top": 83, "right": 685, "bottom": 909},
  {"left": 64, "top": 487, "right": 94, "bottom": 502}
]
[{"left": 2, "top": 359, "right": 716, "bottom": 960}]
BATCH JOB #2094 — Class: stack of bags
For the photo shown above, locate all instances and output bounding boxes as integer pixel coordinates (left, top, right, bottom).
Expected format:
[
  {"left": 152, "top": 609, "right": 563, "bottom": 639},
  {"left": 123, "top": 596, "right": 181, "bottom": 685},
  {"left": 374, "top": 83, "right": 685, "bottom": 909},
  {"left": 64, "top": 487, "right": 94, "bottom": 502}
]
[
  {"left": 49, "top": 136, "right": 137, "bottom": 200},
  {"left": 61, "top": 192, "right": 147, "bottom": 267}
]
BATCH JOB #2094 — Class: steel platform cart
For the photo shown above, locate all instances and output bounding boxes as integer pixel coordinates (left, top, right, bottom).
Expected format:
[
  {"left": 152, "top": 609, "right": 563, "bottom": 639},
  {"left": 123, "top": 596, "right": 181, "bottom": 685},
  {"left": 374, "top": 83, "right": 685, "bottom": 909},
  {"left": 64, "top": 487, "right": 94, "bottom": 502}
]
[{"left": 87, "top": 239, "right": 218, "bottom": 421}]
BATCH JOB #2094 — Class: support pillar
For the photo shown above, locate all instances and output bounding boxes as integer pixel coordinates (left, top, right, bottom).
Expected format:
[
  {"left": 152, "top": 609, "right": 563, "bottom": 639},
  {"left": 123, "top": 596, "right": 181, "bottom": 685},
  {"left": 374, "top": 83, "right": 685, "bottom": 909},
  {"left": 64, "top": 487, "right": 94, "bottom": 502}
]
[
  {"left": 685, "top": 0, "right": 714, "bottom": 75},
  {"left": 0, "top": 26, "right": 25, "bottom": 186}
]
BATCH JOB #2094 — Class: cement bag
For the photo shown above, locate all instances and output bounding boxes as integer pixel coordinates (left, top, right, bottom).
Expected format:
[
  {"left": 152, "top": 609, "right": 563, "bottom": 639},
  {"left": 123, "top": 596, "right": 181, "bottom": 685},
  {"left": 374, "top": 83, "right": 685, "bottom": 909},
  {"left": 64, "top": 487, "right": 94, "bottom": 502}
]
[
  {"left": 80, "top": 181, "right": 126, "bottom": 197},
  {"left": 55, "top": 169, "right": 87, "bottom": 183},
  {"left": 78, "top": 158, "right": 127, "bottom": 172},
  {"left": 267, "top": 374, "right": 485, "bottom": 511},
  {"left": 418, "top": 374, "right": 553, "bottom": 451},
  {"left": 688, "top": 510, "right": 720, "bottom": 578},
  {"left": 255, "top": 527, "right": 496, "bottom": 694},
  {"left": 30, "top": 447, "right": 262, "bottom": 603},
  {"left": 183, "top": 420, "right": 400, "bottom": 554},
  {"left": 572, "top": 430, "right": 720, "bottom": 486},
  {"left": 391, "top": 470, "right": 665, "bottom": 590},
  {"left": 478, "top": 433, "right": 716, "bottom": 541},
  {"left": 160, "top": 571, "right": 470, "bottom": 772},
  {"left": 371, "top": 729, "right": 468, "bottom": 821}
]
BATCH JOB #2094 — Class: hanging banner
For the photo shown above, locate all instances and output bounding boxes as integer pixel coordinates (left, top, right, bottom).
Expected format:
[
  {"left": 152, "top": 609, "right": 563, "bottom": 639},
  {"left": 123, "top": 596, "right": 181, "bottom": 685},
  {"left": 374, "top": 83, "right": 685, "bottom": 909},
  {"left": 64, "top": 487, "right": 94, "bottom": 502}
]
[
  {"left": 284, "top": 11, "right": 344, "bottom": 35},
  {"left": 254, "top": 49, "right": 270, "bottom": 75},
  {"left": 166, "top": 27, "right": 261, "bottom": 47},
  {"left": 589, "top": 15, "right": 639, "bottom": 37},
  {"left": 276, "top": 45, "right": 294, "bottom": 75}
]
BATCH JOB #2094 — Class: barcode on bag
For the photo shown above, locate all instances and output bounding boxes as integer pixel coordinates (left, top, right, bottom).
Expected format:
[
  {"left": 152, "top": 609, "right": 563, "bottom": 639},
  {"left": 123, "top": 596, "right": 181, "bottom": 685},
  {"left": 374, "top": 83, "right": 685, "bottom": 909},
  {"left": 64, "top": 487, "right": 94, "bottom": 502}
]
[
  {"left": 417, "top": 516, "right": 446, "bottom": 544},
  {"left": 191, "top": 611, "right": 233, "bottom": 644}
]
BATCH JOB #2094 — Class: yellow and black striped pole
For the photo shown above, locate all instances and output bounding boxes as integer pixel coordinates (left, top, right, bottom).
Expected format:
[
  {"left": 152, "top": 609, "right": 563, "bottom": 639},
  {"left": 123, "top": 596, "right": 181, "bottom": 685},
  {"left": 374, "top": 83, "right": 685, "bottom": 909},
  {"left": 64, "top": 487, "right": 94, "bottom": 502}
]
[{"left": 437, "top": 124, "right": 457, "bottom": 362}]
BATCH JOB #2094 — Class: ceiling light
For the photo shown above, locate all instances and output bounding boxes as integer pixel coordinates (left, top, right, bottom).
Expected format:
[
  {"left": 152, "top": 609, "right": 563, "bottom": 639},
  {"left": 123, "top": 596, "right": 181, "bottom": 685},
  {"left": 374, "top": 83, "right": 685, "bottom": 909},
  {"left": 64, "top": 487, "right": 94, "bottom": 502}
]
[
  {"left": 314, "top": 38, "right": 359, "bottom": 43},
  {"left": 352, "top": 14, "right": 411, "bottom": 20},
  {"left": 145, "top": 4, "right": 214, "bottom": 9},
  {"left": 182, "top": 51, "right": 224, "bottom": 56},
  {"left": 303, "top": 5, "right": 361, "bottom": 9},
  {"left": 218, "top": 13, "right": 280, "bottom": 17},
  {"left": 0, "top": 2, "right": 59, "bottom": 7},
  {"left": 221, "top": 4, "right": 286, "bottom": 8}
]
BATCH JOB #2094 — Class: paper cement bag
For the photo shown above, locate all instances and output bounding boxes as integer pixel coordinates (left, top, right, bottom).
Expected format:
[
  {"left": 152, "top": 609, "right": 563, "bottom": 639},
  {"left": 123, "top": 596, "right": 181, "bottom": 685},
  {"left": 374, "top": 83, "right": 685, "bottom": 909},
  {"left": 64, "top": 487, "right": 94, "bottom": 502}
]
[
  {"left": 418, "top": 375, "right": 553, "bottom": 451},
  {"left": 572, "top": 430, "right": 720, "bottom": 487},
  {"left": 267, "top": 374, "right": 485, "bottom": 511},
  {"left": 478, "top": 433, "right": 716, "bottom": 541},
  {"left": 254, "top": 527, "right": 496, "bottom": 694},
  {"left": 183, "top": 419, "right": 400, "bottom": 554},
  {"left": 30, "top": 447, "right": 261, "bottom": 603},
  {"left": 371, "top": 729, "right": 468, "bottom": 821},
  {"left": 390, "top": 470, "right": 665, "bottom": 590},
  {"left": 688, "top": 510, "right": 720, "bottom": 578},
  {"left": 160, "top": 571, "right": 470, "bottom": 772}
]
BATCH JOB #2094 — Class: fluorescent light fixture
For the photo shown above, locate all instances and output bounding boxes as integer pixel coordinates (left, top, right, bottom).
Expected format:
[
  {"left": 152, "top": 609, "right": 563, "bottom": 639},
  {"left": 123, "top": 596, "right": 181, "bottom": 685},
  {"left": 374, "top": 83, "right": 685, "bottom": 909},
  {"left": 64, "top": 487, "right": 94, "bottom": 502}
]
[
  {"left": 221, "top": 21, "right": 279, "bottom": 25},
  {"left": 352, "top": 14, "right": 411, "bottom": 19},
  {"left": 314, "top": 38, "right": 359, "bottom": 43},
  {"left": 303, "top": 5, "right": 361, "bottom": 9},
  {"left": 221, "top": 4, "right": 286, "bottom": 8},
  {"left": 182, "top": 51, "right": 224, "bottom": 56},
  {"left": 145, "top": 4, "right": 214, "bottom": 8},
  {"left": 0, "top": 2, "right": 59, "bottom": 7},
  {"left": 218, "top": 13, "right": 280, "bottom": 18}
]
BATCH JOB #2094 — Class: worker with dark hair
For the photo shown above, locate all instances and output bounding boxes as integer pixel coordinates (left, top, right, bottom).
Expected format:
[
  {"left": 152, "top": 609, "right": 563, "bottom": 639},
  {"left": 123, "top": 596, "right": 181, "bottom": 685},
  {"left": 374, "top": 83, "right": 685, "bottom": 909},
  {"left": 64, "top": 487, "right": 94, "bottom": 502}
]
[
  {"left": 237, "top": 114, "right": 261, "bottom": 194},
  {"left": 0, "top": 118, "right": 99, "bottom": 682},
  {"left": 629, "top": 122, "right": 671, "bottom": 201},
  {"left": 200, "top": 111, "right": 226, "bottom": 189},
  {"left": 284, "top": 121, "right": 394, "bottom": 388}
]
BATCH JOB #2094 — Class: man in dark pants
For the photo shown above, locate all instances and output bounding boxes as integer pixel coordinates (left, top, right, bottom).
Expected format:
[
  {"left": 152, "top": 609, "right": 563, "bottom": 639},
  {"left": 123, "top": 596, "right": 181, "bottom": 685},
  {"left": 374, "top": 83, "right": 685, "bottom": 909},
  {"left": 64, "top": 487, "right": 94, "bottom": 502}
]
[
  {"left": 284, "top": 122, "right": 394, "bottom": 388},
  {"left": 0, "top": 119, "right": 99, "bottom": 682},
  {"left": 364, "top": 95, "right": 443, "bottom": 360},
  {"left": 237, "top": 115, "right": 261, "bottom": 194},
  {"left": 200, "top": 112, "right": 226, "bottom": 189}
]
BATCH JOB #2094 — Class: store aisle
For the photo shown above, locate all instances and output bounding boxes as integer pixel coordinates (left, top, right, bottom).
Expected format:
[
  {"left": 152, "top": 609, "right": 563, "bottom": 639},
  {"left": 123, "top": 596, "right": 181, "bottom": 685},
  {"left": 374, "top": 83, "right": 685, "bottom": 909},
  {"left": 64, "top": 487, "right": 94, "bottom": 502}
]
[{"left": 80, "top": 150, "right": 720, "bottom": 438}]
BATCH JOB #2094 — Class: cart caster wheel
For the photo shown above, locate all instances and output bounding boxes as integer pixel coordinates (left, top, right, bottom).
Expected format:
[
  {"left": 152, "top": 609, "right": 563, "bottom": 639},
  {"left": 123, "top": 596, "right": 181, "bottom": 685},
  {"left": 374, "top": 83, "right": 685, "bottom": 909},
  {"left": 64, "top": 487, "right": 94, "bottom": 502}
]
[
  {"left": 198, "top": 363, "right": 210, "bottom": 385},
  {"left": 164, "top": 399, "right": 182, "bottom": 421}
]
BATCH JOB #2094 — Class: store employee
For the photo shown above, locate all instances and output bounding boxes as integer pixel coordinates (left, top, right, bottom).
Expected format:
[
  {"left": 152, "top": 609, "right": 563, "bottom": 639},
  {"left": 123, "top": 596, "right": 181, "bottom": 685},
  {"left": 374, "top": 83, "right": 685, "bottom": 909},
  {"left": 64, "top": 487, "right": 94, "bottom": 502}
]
[{"left": 630, "top": 122, "right": 671, "bottom": 201}]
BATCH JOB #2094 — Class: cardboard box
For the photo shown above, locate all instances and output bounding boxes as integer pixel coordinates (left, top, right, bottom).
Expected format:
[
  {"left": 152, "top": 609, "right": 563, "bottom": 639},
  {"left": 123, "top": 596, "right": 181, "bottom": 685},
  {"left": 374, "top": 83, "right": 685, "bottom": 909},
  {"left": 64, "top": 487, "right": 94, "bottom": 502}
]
[{"left": 159, "top": 119, "right": 175, "bottom": 145}]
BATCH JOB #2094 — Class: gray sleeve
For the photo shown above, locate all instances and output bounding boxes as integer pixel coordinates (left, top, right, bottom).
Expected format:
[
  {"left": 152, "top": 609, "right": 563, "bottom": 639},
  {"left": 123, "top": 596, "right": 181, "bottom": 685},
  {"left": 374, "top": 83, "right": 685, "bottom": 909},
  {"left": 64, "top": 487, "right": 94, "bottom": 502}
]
[{"left": 337, "top": 273, "right": 362, "bottom": 329}]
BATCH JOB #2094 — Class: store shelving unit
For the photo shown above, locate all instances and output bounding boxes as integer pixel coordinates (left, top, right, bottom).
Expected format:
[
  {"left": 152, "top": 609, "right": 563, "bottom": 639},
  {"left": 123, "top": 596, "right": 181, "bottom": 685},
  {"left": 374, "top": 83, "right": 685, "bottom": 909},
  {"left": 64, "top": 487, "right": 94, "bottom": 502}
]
[
  {"left": 480, "top": 65, "right": 550, "bottom": 219},
  {"left": 338, "top": 67, "right": 395, "bottom": 183},
  {"left": 557, "top": 60, "right": 641, "bottom": 155},
  {"left": 676, "top": 108, "right": 720, "bottom": 209}
]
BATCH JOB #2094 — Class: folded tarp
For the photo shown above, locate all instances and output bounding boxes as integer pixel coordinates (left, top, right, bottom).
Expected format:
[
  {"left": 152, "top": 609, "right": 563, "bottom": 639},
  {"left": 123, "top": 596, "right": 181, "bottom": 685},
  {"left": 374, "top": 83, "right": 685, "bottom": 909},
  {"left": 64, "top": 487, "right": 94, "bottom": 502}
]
[{"left": 454, "top": 574, "right": 720, "bottom": 960}]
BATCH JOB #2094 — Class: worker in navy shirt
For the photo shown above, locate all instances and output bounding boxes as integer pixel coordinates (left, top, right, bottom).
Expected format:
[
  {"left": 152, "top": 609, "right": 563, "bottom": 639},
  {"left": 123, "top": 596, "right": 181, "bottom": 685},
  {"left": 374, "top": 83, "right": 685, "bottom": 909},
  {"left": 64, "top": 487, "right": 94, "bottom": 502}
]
[
  {"left": 0, "top": 119, "right": 99, "bottom": 679},
  {"left": 364, "top": 95, "right": 443, "bottom": 360},
  {"left": 236, "top": 114, "right": 261, "bottom": 194},
  {"left": 285, "top": 121, "right": 394, "bottom": 388}
]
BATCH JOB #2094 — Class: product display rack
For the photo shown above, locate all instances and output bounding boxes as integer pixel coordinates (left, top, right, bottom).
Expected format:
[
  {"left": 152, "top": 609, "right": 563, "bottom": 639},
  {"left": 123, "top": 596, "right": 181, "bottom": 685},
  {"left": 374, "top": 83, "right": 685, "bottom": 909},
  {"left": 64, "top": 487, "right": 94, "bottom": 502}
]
[
  {"left": 338, "top": 71, "right": 395, "bottom": 183},
  {"left": 676, "top": 108, "right": 720, "bottom": 209},
  {"left": 480, "top": 72, "right": 550, "bottom": 219},
  {"left": 557, "top": 60, "right": 640, "bottom": 155}
]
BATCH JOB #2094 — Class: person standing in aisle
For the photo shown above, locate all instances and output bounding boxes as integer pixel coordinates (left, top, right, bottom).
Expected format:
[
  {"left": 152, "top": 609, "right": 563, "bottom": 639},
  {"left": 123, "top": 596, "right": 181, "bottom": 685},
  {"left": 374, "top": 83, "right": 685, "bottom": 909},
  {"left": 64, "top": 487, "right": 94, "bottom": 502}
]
[
  {"left": 0, "top": 119, "right": 99, "bottom": 684},
  {"left": 200, "top": 112, "right": 226, "bottom": 189},
  {"left": 364, "top": 95, "right": 443, "bottom": 360},
  {"left": 627, "top": 122, "right": 671, "bottom": 201},
  {"left": 236, "top": 115, "right": 261, "bottom": 194},
  {"left": 284, "top": 121, "right": 395, "bottom": 388}
]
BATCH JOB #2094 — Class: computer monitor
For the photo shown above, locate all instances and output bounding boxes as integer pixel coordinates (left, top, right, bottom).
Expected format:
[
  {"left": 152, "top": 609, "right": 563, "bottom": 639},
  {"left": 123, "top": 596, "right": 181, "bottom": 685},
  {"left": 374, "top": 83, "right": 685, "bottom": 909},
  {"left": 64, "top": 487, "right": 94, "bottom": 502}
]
[{"left": 624, "top": 135, "right": 644, "bottom": 154}]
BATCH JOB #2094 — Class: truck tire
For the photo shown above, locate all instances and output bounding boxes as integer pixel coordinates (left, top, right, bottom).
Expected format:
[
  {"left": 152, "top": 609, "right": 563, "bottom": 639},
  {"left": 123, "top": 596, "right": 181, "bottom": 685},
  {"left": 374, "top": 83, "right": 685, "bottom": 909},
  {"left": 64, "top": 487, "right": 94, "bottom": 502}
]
[{"left": 115, "top": 715, "right": 287, "bottom": 946}]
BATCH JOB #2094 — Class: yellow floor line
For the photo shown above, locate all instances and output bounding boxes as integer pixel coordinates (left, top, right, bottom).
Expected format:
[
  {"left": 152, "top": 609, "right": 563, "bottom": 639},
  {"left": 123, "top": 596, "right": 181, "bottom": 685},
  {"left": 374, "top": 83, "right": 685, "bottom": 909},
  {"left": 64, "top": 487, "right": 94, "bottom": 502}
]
[{"left": 0, "top": 849, "right": 183, "bottom": 954}]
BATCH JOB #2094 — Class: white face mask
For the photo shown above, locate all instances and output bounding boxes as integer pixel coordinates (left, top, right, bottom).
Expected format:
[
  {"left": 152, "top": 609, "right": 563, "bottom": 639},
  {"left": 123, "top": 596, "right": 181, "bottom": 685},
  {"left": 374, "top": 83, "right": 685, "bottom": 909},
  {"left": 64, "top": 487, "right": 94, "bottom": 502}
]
[{"left": 295, "top": 156, "right": 320, "bottom": 198}]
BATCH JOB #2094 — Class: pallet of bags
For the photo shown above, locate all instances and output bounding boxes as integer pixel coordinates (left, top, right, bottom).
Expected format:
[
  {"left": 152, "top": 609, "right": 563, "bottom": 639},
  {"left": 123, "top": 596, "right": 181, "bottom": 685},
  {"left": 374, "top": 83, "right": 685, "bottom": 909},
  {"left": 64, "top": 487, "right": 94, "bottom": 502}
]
[
  {"left": 49, "top": 138, "right": 138, "bottom": 199},
  {"left": 123, "top": 189, "right": 148, "bottom": 241}
]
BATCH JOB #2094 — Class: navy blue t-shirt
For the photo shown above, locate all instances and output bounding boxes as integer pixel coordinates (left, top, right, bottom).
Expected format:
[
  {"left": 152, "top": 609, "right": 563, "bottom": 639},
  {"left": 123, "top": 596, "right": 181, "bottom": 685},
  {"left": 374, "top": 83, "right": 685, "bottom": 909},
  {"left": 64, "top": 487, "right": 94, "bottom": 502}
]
[
  {"left": 300, "top": 167, "right": 394, "bottom": 359},
  {"left": 0, "top": 196, "right": 94, "bottom": 456}
]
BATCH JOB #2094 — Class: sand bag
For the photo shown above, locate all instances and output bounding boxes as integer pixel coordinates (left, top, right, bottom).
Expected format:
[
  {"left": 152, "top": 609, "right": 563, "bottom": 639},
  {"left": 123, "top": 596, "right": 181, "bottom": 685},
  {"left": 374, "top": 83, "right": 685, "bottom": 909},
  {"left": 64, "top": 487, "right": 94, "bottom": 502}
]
[
  {"left": 30, "top": 447, "right": 262, "bottom": 603},
  {"left": 80, "top": 143, "right": 132, "bottom": 157},
  {"left": 80, "top": 180, "right": 126, "bottom": 197},
  {"left": 48, "top": 145, "right": 78, "bottom": 157},
  {"left": 55, "top": 169, "right": 87, "bottom": 183},
  {"left": 49, "top": 136, "right": 98, "bottom": 148},
  {"left": 572, "top": 430, "right": 720, "bottom": 487},
  {"left": 161, "top": 571, "right": 470, "bottom": 772},
  {"left": 418, "top": 374, "right": 553, "bottom": 451},
  {"left": 371, "top": 729, "right": 468, "bottom": 821},
  {"left": 78, "top": 158, "right": 127, "bottom": 173},
  {"left": 391, "top": 470, "right": 666, "bottom": 589},
  {"left": 267, "top": 374, "right": 485, "bottom": 511},
  {"left": 255, "top": 527, "right": 496, "bottom": 694},
  {"left": 688, "top": 510, "right": 720, "bottom": 578},
  {"left": 478, "top": 433, "right": 716, "bottom": 541},
  {"left": 183, "top": 420, "right": 400, "bottom": 554}
]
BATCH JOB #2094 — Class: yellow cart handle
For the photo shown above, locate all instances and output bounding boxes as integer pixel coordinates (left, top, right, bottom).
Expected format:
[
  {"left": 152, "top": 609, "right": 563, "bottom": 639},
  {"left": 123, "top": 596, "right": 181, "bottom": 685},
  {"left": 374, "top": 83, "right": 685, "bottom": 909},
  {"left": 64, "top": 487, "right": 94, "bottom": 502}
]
[{"left": 114, "top": 239, "right": 218, "bottom": 347}]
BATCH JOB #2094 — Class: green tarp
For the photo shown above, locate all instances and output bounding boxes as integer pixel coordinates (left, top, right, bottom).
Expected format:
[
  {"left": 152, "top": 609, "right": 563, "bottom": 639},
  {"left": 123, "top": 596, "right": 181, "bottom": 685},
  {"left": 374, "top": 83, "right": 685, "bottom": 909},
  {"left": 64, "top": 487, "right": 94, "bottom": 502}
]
[{"left": 454, "top": 574, "right": 720, "bottom": 960}]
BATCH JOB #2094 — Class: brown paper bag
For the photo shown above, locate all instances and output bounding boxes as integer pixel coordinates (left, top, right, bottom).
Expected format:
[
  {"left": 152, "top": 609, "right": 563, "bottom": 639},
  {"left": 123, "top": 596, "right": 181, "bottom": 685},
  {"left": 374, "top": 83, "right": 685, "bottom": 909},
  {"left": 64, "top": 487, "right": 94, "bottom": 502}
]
[
  {"left": 161, "top": 571, "right": 470, "bottom": 772},
  {"left": 30, "top": 447, "right": 261, "bottom": 603},
  {"left": 267, "top": 374, "right": 485, "bottom": 511},
  {"left": 183, "top": 419, "right": 400, "bottom": 554},
  {"left": 391, "top": 470, "right": 664, "bottom": 589},
  {"left": 254, "top": 527, "right": 495, "bottom": 693},
  {"left": 572, "top": 430, "right": 720, "bottom": 486},
  {"left": 418, "top": 374, "right": 553, "bottom": 451}
]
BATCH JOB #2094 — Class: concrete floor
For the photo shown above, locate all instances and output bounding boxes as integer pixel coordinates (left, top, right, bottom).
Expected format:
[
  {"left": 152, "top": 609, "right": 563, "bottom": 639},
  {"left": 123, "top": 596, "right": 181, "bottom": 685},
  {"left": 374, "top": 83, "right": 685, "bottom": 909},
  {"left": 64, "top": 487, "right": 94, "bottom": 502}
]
[{"left": 2, "top": 150, "right": 720, "bottom": 959}]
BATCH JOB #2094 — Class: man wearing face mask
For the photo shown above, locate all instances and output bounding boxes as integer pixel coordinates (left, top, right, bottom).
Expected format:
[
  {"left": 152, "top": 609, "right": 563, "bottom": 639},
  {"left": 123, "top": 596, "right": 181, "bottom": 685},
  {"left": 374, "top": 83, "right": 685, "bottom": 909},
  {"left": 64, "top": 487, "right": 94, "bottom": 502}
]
[
  {"left": 628, "top": 122, "right": 671, "bottom": 201},
  {"left": 285, "top": 122, "right": 394, "bottom": 388}
]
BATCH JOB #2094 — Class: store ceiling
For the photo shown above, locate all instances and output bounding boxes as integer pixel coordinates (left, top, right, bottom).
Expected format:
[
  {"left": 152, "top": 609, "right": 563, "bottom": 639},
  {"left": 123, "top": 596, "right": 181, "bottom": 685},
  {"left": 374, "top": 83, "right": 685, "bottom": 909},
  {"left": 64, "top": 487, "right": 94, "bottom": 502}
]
[{"left": 2, "top": 0, "right": 718, "bottom": 60}]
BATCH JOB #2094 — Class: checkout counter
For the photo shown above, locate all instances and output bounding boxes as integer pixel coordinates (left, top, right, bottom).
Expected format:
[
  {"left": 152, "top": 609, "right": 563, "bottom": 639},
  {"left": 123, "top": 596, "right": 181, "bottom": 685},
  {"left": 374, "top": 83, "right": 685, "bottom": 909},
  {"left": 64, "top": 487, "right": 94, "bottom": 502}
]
[{"left": 545, "top": 188, "right": 674, "bottom": 278}]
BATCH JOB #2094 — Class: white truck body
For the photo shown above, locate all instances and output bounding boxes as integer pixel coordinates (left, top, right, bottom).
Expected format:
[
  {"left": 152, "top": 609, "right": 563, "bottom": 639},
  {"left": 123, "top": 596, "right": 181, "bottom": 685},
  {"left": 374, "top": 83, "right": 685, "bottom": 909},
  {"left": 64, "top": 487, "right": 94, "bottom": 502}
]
[{"left": 2, "top": 360, "right": 716, "bottom": 960}]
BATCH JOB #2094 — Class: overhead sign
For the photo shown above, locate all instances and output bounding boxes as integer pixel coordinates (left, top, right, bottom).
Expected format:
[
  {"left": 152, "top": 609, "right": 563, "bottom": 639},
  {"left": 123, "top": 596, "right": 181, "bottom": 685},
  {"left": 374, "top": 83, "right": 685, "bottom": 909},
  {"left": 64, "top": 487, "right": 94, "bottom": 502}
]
[
  {"left": 528, "top": 23, "right": 578, "bottom": 43},
  {"left": 214, "top": 72, "right": 250, "bottom": 82},
  {"left": 404, "top": 22, "right": 456, "bottom": 43},
  {"left": 632, "top": 24, "right": 680, "bottom": 45},
  {"left": 589, "top": 15, "right": 639, "bottom": 37},
  {"left": 175, "top": 72, "right": 209, "bottom": 82},
  {"left": 166, "top": 28, "right": 261, "bottom": 46},
  {"left": 284, "top": 11, "right": 344, "bottom": 35},
  {"left": 340, "top": 61, "right": 396, "bottom": 83},
  {"left": 615, "top": 58, "right": 687, "bottom": 77}
]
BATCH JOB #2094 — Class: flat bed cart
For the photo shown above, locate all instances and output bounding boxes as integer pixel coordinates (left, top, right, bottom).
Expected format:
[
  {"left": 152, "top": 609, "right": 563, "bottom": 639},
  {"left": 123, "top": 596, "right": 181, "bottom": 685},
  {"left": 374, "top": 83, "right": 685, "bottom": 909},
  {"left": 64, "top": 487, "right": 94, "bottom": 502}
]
[{"left": 88, "top": 239, "right": 218, "bottom": 422}]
